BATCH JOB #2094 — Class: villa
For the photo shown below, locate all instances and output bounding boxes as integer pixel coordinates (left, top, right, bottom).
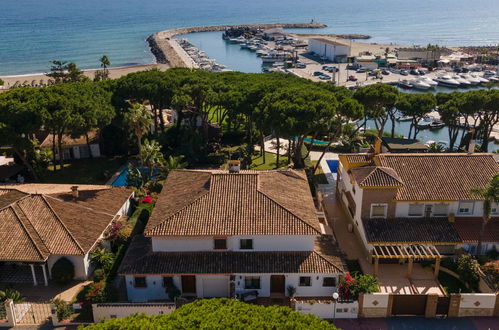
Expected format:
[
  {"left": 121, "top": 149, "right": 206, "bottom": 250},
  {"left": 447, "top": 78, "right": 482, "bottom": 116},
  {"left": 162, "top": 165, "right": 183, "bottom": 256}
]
[
  {"left": 119, "top": 166, "right": 346, "bottom": 303},
  {"left": 0, "top": 184, "right": 133, "bottom": 286},
  {"left": 337, "top": 146, "right": 499, "bottom": 275}
]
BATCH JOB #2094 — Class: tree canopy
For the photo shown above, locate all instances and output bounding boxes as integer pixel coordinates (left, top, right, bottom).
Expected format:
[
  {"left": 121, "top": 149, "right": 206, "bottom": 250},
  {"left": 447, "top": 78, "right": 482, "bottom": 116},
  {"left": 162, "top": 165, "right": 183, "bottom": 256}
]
[{"left": 84, "top": 298, "right": 336, "bottom": 329}]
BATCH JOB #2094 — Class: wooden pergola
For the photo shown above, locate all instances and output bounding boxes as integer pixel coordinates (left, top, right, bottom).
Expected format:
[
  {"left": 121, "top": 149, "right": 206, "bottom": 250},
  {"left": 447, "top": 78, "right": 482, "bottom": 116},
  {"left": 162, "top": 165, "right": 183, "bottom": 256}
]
[{"left": 371, "top": 244, "right": 441, "bottom": 278}]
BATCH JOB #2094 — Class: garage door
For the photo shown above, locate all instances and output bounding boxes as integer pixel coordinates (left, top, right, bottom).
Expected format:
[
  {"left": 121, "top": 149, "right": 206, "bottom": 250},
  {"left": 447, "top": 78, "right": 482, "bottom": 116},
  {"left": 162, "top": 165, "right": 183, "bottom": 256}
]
[{"left": 202, "top": 276, "right": 229, "bottom": 298}]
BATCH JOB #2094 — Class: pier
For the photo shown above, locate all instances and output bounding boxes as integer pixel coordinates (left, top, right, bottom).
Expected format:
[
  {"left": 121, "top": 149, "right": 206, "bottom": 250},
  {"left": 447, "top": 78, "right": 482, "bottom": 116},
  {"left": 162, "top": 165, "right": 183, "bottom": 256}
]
[{"left": 147, "top": 23, "right": 327, "bottom": 68}]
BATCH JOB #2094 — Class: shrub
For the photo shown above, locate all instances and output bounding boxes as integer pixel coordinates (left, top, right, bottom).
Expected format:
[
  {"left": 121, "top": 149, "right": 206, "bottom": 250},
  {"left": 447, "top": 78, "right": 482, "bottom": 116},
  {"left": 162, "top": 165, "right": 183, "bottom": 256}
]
[
  {"left": 52, "top": 298, "right": 72, "bottom": 321},
  {"left": 0, "top": 289, "right": 25, "bottom": 303},
  {"left": 51, "top": 257, "right": 75, "bottom": 284},
  {"left": 82, "top": 298, "right": 337, "bottom": 329},
  {"left": 339, "top": 272, "right": 379, "bottom": 300},
  {"left": 93, "top": 269, "right": 106, "bottom": 282},
  {"left": 77, "top": 280, "right": 117, "bottom": 309},
  {"left": 457, "top": 254, "right": 481, "bottom": 291},
  {"left": 482, "top": 261, "right": 499, "bottom": 290},
  {"left": 89, "top": 248, "right": 115, "bottom": 273}
]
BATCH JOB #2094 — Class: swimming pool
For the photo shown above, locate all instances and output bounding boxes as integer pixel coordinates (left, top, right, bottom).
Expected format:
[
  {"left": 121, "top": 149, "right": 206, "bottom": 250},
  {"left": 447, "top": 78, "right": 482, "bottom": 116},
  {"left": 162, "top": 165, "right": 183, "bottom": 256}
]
[
  {"left": 326, "top": 160, "right": 339, "bottom": 173},
  {"left": 291, "top": 137, "right": 329, "bottom": 145},
  {"left": 111, "top": 167, "right": 161, "bottom": 187}
]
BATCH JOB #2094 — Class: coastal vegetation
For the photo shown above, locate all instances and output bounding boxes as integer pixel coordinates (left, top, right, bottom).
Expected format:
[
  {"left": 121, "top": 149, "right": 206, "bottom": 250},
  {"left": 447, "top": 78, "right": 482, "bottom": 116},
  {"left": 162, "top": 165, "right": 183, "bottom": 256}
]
[
  {"left": 0, "top": 68, "right": 498, "bottom": 184},
  {"left": 82, "top": 298, "right": 337, "bottom": 329}
]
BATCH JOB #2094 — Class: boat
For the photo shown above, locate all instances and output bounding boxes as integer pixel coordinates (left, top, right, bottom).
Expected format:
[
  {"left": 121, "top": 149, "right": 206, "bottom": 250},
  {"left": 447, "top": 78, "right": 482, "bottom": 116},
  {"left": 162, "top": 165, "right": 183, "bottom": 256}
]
[
  {"left": 460, "top": 74, "right": 480, "bottom": 85},
  {"left": 434, "top": 75, "right": 460, "bottom": 88},
  {"left": 425, "top": 140, "right": 436, "bottom": 146},
  {"left": 417, "top": 119, "right": 432, "bottom": 129},
  {"left": 451, "top": 75, "right": 471, "bottom": 86},
  {"left": 396, "top": 115, "right": 413, "bottom": 122},
  {"left": 471, "top": 73, "right": 489, "bottom": 83},
  {"left": 411, "top": 79, "right": 431, "bottom": 90},
  {"left": 256, "top": 50, "right": 268, "bottom": 57},
  {"left": 420, "top": 76, "right": 438, "bottom": 86},
  {"left": 398, "top": 79, "right": 413, "bottom": 89},
  {"left": 429, "top": 120, "right": 445, "bottom": 130}
]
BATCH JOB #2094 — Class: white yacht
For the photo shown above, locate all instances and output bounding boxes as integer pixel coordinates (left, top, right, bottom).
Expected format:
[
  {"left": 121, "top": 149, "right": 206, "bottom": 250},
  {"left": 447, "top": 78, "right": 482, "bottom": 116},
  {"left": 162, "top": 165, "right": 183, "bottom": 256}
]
[
  {"left": 471, "top": 73, "right": 489, "bottom": 83},
  {"left": 420, "top": 76, "right": 438, "bottom": 86},
  {"left": 451, "top": 75, "right": 471, "bottom": 86},
  {"left": 434, "top": 75, "right": 460, "bottom": 88},
  {"left": 411, "top": 78, "right": 432, "bottom": 90},
  {"left": 460, "top": 74, "right": 480, "bottom": 85}
]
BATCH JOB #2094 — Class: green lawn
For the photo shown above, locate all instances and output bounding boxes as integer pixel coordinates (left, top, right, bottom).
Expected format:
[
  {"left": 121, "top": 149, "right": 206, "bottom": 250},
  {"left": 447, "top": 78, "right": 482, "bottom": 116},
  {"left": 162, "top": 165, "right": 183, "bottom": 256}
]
[
  {"left": 249, "top": 152, "right": 289, "bottom": 170},
  {"left": 41, "top": 157, "right": 126, "bottom": 185}
]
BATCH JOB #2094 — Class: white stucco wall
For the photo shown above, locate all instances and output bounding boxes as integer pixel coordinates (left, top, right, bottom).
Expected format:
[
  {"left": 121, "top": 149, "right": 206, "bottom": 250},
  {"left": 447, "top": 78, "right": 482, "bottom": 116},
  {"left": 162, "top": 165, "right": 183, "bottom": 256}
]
[
  {"left": 459, "top": 293, "right": 496, "bottom": 309},
  {"left": 151, "top": 235, "right": 316, "bottom": 252},
  {"left": 395, "top": 201, "right": 486, "bottom": 218},
  {"left": 92, "top": 303, "right": 175, "bottom": 322},
  {"left": 47, "top": 254, "right": 88, "bottom": 280},
  {"left": 125, "top": 275, "right": 182, "bottom": 302},
  {"left": 295, "top": 300, "right": 358, "bottom": 319}
]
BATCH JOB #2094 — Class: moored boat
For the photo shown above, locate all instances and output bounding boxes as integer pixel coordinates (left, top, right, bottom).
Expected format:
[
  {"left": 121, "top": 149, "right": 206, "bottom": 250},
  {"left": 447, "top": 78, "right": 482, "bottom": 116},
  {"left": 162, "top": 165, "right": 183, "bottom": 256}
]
[{"left": 434, "top": 75, "right": 460, "bottom": 88}]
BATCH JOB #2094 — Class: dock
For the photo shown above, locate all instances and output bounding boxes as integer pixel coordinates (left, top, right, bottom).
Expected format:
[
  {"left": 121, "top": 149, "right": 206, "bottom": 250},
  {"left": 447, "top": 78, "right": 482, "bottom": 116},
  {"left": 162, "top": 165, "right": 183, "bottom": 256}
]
[{"left": 147, "top": 23, "right": 327, "bottom": 68}]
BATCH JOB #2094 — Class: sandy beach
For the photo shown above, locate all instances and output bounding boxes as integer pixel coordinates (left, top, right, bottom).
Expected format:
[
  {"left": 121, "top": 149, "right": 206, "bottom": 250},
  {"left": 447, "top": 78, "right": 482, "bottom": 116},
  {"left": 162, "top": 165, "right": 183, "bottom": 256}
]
[{"left": 0, "top": 63, "right": 170, "bottom": 89}]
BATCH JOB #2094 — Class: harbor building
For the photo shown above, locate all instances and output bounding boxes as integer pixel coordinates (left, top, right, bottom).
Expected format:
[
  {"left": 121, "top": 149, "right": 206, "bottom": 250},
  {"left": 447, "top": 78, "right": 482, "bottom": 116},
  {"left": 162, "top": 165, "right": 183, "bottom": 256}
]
[{"left": 308, "top": 38, "right": 350, "bottom": 62}]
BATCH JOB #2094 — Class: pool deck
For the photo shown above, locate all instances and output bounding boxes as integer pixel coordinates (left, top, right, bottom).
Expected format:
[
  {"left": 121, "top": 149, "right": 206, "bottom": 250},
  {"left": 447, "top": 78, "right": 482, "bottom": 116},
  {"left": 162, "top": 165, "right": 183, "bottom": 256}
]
[
  {"left": 317, "top": 152, "right": 339, "bottom": 185},
  {"left": 106, "top": 164, "right": 128, "bottom": 185}
]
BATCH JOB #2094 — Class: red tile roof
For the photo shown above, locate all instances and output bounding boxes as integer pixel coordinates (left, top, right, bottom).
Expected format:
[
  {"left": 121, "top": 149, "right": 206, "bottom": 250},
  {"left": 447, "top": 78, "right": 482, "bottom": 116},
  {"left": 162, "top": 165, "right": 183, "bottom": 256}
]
[
  {"left": 453, "top": 217, "right": 499, "bottom": 242},
  {"left": 145, "top": 170, "right": 321, "bottom": 236},
  {"left": 351, "top": 166, "right": 404, "bottom": 187},
  {"left": 375, "top": 154, "right": 499, "bottom": 201}
]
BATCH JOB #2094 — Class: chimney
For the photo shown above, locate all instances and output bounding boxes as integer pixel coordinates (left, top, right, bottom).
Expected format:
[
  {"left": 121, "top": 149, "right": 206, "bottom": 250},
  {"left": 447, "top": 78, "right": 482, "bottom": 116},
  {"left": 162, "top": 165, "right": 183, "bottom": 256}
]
[
  {"left": 467, "top": 128, "right": 475, "bottom": 154},
  {"left": 374, "top": 137, "right": 382, "bottom": 155},
  {"left": 228, "top": 160, "right": 241, "bottom": 173},
  {"left": 71, "top": 186, "right": 79, "bottom": 200}
]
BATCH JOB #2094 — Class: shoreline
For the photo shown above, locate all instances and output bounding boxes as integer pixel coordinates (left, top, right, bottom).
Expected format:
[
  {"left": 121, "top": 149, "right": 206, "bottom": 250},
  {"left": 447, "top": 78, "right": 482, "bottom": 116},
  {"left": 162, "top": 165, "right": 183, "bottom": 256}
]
[
  {"left": 0, "top": 63, "right": 170, "bottom": 89},
  {"left": 147, "top": 22, "right": 328, "bottom": 68}
]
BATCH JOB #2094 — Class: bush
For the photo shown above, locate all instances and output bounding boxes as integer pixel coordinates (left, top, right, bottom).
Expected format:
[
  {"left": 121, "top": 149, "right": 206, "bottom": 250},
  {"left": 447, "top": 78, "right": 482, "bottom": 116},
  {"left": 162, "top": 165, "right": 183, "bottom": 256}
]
[
  {"left": 0, "top": 289, "right": 25, "bottom": 303},
  {"left": 52, "top": 298, "right": 72, "bottom": 321},
  {"left": 457, "top": 254, "right": 481, "bottom": 291},
  {"left": 77, "top": 280, "right": 117, "bottom": 309},
  {"left": 82, "top": 298, "right": 337, "bottom": 329},
  {"left": 51, "top": 257, "right": 75, "bottom": 284},
  {"left": 339, "top": 272, "right": 379, "bottom": 300},
  {"left": 93, "top": 268, "right": 106, "bottom": 282}
]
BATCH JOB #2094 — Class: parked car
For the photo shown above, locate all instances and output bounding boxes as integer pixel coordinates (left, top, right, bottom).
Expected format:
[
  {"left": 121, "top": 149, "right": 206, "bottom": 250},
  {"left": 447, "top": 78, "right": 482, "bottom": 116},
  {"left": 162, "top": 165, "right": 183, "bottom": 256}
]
[
  {"left": 319, "top": 74, "right": 331, "bottom": 80},
  {"left": 356, "top": 67, "right": 366, "bottom": 73},
  {"left": 325, "top": 66, "right": 337, "bottom": 73},
  {"left": 381, "top": 69, "right": 390, "bottom": 75},
  {"left": 322, "top": 65, "right": 331, "bottom": 70},
  {"left": 410, "top": 69, "right": 420, "bottom": 75},
  {"left": 296, "top": 63, "right": 306, "bottom": 69},
  {"left": 368, "top": 70, "right": 378, "bottom": 76},
  {"left": 400, "top": 70, "right": 409, "bottom": 76},
  {"left": 313, "top": 71, "right": 323, "bottom": 76},
  {"left": 346, "top": 64, "right": 358, "bottom": 70},
  {"left": 453, "top": 67, "right": 463, "bottom": 73},
  {"left": 419, "top": 70, "right": 426, "bottom": 75},
  {"left": 461, "top": 67, "right": 470, "bottom": 73},
  {"left": 348, "top": 75, "right": 358, "bottom": 81}
]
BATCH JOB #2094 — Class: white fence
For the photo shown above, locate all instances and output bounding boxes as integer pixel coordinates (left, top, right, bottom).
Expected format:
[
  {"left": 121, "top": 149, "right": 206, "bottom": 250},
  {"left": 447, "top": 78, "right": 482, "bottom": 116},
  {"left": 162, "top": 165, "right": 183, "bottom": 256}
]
[
  {"left": 92, "top": 302, "right": 176, "bottom": 322},
  {"left": 294, "top": 300, "right": 358, "bottom": 319},
  {"left": 458, "top": 293, "right": 497, "bottom": 317}
]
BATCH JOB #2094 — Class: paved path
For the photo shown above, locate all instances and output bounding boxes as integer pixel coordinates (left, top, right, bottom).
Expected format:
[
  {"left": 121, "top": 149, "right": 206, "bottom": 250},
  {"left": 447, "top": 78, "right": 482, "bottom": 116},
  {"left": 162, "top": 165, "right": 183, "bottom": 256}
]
[{"left": 335, "top": 317, "right": 499, "bottom": 330}]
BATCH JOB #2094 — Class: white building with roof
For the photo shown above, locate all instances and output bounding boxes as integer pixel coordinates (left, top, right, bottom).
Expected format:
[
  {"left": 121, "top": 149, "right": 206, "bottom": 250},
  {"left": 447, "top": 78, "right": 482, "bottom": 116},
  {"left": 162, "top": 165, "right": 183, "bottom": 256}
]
[
  {"left": 119, "top": 169, "right": 346, "bottom": 304},
  {"left": 308, "top": 38, "right": 350, "bottom": 62}
]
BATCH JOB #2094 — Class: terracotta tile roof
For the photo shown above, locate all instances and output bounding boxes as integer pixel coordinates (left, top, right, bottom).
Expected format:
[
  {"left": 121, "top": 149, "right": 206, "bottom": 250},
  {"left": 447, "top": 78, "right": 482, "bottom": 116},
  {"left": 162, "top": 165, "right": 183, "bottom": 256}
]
[
  {"left": 40, "top": 131, "right": 99, "bottom": 148},
  {"left": 351, "top": 166, "right": 404, "bottom": 187},
  {"left": 375, "top": 154, "right": 499, "bottom": 201},
  {"left": 344, "top": 154, "right": 372, "bottom": 164},
  {"left": 0, "top": 186, "right": 132, "bottom": 262},
  {"left": 119, "top": 236, "right": 344, "bottom": 275},
  {"left": 145, "top": 170, "right": 321, "bottom": 236},
  {"left": 453, "top": 217, "right": 499, "bottom": 242},
  {"left": 362, "top": 217, "right": 461, "bottom": 244}
]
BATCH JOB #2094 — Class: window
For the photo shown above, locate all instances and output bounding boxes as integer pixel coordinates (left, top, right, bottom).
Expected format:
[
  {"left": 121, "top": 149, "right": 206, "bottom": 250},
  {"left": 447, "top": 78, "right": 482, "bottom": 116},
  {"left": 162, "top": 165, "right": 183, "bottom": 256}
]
[
  {"left": 240, "top": 239, "right": 253, "bottom": 250},
  {"left": 79, "top": 146, "right": 90, "bottom": 158},
  {"left": 163, "top": 276, "right": 174, "bottom": 288},
  {"left": 434, "top": 203, "right": 449, "bottom": 216},
  {"left": 458, "top": 201, "right": 474, "bottom": 215},
  {"left": 244, "top": 276, "right": 261, "bottom": 289},
  {"left": 134, "top": 276, "right": 147, "bottom": 288},
  {"left": 370, "top": 204, "right": 387, "bottom": 218},
  {"left": 323, "top": 277, "right": 337, "bottom": 287},
  {"left": 299, "top": 276, "right": 311, "bottom": 287},
  {"left": 491, "top": 203, "right": 498, "bottom": 215},
  {"left": 408, "top": 203, "right": 424, "bottom": 216},
  {"left": 214, "top": 238, "right": 227, "bottom": 250}
]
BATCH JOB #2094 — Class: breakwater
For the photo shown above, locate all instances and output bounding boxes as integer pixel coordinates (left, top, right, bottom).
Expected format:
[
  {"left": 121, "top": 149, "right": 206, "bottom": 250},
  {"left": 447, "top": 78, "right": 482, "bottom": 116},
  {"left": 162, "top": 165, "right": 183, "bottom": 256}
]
[{"left": 147, "top": 23, "right": 327, "bottom": 68}]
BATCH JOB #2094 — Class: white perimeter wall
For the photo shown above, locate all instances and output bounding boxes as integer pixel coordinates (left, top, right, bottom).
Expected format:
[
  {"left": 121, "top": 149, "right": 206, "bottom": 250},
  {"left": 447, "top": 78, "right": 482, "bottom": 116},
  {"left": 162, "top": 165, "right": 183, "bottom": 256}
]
[
  {"left": 295, "top": 300, "right": 358, "bottom": 319},
  {"left": 92, "top": 303, "right": 175, "bottom": 322},
  {"left": 152, "top": 235, "right": 315, "bottom": 252}
]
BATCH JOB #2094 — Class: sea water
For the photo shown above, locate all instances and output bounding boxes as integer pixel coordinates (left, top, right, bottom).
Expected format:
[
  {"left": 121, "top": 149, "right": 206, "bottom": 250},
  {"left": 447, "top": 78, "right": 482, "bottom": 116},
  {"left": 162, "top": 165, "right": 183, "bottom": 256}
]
[{"left": 1, "top": 0, "right": 499, "bottom": 76}]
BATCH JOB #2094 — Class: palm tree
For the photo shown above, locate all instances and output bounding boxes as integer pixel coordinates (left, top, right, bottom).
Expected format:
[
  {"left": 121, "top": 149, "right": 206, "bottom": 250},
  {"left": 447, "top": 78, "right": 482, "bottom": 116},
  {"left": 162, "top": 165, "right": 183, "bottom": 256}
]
[
  {"left": 89, "top": 248, "right": 115, "bottom": 272},
  {"left": 471, "top": 174, "right": 499, "bottom": 255},
  {"left": 164, "top": 155, "right": 187, "bottom": 172},
  {"left": 124, "top": 104, "right": 153, "bottom": 160},
  {"left": 140, "top": 139, "right": 164, "bottom": 182}
]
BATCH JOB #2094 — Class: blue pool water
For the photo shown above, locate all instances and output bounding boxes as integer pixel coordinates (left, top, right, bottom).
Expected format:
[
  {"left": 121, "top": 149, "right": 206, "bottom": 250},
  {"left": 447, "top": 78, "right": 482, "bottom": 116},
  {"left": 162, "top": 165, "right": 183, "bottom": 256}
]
[
  {"left": 111, "top": 167, "right": 161, "bottom": 187},
  {"left": 326, "top": 160, "right": 339, "bottom": 174}
]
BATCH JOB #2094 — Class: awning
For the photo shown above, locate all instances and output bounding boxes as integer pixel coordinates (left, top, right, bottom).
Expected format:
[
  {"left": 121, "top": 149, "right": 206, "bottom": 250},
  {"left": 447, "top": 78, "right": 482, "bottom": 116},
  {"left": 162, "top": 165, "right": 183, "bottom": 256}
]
[{"left": 372, "top": 244, "right": 441, "bottom": 259}]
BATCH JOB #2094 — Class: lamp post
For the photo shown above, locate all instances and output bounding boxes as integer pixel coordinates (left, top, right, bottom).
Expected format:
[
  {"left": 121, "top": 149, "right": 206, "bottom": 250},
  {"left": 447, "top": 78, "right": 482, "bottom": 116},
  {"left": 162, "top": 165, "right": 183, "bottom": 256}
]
[{"left": 332, "top": 292, "right": 339, "bottom": 323}]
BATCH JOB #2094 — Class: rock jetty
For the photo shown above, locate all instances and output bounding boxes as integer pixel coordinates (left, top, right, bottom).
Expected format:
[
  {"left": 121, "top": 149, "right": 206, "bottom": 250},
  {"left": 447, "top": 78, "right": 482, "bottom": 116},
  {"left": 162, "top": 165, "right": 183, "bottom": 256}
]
[{"left": 147, "top": 23, "right": 327, "bottom": 68}]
